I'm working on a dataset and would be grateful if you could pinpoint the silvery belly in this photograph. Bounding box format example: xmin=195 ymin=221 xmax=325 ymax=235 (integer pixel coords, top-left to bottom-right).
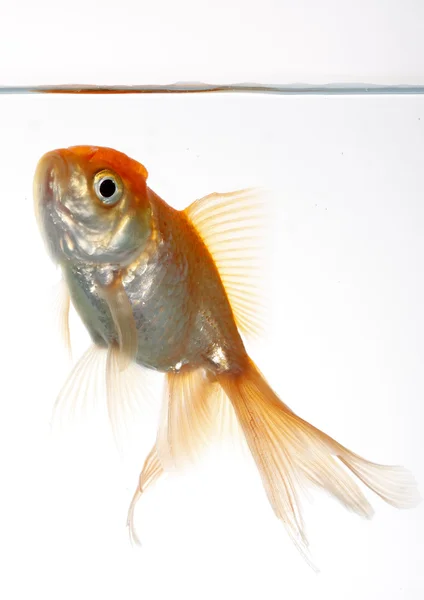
xmin=62 ymin=252 xmax=243 ymax=374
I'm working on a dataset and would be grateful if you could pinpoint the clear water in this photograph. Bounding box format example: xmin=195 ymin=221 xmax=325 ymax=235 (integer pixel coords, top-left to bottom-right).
xmin=1 ymin=89 xmax=423 ymax=599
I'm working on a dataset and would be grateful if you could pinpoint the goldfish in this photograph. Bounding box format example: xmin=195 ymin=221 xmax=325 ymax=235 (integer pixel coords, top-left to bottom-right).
xmin=33 ymin=145 xmax=420 ymax=562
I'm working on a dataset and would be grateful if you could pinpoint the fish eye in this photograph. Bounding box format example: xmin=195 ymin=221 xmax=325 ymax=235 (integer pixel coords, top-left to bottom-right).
xmin=93 ymin=170 xmax=123 ymax=206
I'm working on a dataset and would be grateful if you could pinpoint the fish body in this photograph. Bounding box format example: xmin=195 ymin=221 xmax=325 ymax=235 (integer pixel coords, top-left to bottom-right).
xmin=34 ymin=145 xmax=420 ymax=563
xmin=36 ymin=147 xmax=245 ymax=374
xmin=61 ymin=203 xmax=245 ymax=373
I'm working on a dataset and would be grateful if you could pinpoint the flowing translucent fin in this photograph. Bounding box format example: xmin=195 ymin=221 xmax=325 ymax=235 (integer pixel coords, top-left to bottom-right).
xmin=185 ymin=189 xmax=271 ymax=340
xmin=156 ymin=368 xmax=221 ymax=470
xmin=127 ymin=445 xmax=164 ymax=546
xmin=218 ymin=358 xmax=421 ymax=564
xmin=97 ymin=277 xmax=138 ymax=370
xmin=52 ymin=277 xmax=72 ymax=360
xmin=52 ymin=343 xmax=152 ymax=450
xmin=105 ymin=344 xmax=154 ymax=452
xmin=51 ymin=345 xmax=107 ymax=430
xmin=209 ymin=383 xmax=247 ymax=456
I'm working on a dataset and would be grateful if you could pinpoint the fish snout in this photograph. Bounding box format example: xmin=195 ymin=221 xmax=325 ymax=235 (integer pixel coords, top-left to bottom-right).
xmin=34 ymin=150 xmax=73 ymax=261
xmin=33 ymin=150 xmax=69 ymax=209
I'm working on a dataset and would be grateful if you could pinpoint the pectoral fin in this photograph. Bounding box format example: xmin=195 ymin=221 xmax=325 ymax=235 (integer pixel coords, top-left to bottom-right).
xmin=97 ymin=275 xmax=138 ymax=370
xmin=52 ymin=343 xmax=153 ymax=451
xmin=51 ymin=277 xmax=72 ymax=360
xmin=52 ymin=344 xmax=108 ymax=429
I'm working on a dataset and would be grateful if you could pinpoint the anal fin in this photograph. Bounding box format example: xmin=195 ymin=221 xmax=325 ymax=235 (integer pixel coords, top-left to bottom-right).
xmin=156 ymin=368 xmax=219 ymax=470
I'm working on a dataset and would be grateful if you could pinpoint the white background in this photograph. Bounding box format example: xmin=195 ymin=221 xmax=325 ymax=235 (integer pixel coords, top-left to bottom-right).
xmin=0 ymin=2 xmax=423 ymax=600
xmin=0 ymin=0 xmax=424 ymax=85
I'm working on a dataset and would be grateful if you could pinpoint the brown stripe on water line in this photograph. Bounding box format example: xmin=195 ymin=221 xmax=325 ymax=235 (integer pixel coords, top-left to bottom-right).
xmin=1 ymin=83 xmax=424 ymax=95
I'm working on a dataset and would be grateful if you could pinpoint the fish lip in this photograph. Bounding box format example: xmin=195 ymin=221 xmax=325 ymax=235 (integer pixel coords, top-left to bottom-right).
xmin=34 ymin=150 xmax=76 ymax=219
xmin=34 ymin=150 xmax=76 ymax=260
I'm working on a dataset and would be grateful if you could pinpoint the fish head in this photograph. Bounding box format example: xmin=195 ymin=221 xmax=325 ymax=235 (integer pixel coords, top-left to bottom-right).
xmin=33 ymin=145 xmax=152 ymax=267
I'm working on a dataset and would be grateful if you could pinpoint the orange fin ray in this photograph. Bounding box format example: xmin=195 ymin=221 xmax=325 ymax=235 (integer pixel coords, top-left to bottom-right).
xmin=218 ymin=359 xmax=421 ymax=562
xmin=156 ymin=368 xmax=219 ymax=470
xmin=127 ymin=445 xmax=164 ymax=546
xmin=156 ymin=367 xmax=247 ymax=471
xmin=185 ymin=188 xmax=272 ymax=341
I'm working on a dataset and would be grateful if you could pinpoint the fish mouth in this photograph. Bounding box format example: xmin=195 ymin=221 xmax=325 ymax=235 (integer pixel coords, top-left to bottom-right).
xmin=33 ymin=150 xmax=75 ymax=261
xmin=34 ymin=150 xmax=69 ymax=209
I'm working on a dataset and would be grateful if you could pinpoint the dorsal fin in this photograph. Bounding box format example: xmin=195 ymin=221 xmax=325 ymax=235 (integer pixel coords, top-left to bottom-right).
xmin=184 ymin=188 xmax=271 ymax=340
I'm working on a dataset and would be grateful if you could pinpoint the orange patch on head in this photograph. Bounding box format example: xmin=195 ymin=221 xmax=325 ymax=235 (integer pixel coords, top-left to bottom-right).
xmin=65 ymin=145 xmax=149 ymax=203
xmin=68 ymin=146 xmax=149 ymax=179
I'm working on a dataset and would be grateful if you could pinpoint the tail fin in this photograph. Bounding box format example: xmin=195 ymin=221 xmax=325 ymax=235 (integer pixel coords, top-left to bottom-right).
xmin=217 ymin=358 xmax=420 ymax=556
